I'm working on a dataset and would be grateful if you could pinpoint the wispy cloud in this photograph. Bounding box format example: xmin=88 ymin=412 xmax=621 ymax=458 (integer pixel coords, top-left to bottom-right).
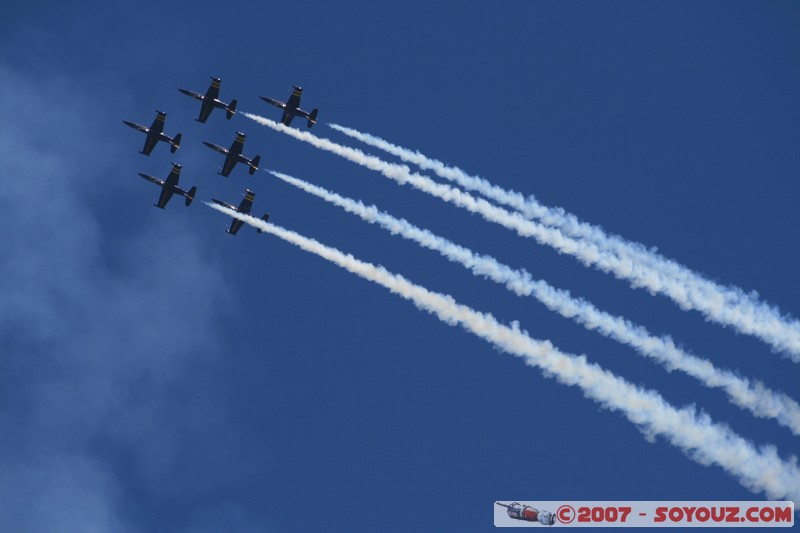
xmin=206 ymin=202 xmax=800 ymax=501
xmin=0 ymin=65 xmax=235 ymax=532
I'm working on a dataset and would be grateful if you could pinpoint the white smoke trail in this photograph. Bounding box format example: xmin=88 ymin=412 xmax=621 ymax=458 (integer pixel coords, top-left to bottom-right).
xmin=244 ymin=113 xmax=800 ymax=359
xmin=268 ymin=169 xmax=800 ymax=435
xmin=205 ymin=200 xmax=800 ymax=500
xmin=327 ymin=124 xmax=800 ymax=362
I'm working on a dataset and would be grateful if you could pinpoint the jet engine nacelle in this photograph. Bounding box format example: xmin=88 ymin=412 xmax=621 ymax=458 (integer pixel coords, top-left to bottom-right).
xmin=501 ymin=502 xmax=555 ymax=526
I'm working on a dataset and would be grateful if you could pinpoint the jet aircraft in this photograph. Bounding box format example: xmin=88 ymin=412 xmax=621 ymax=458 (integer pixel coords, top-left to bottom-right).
xmin=211 ymin=189 xmax=270 ymax=236
xmin=123 ymin=110 xmax=182 ymax=155
xmin=138 ymin=163 xmax=197 ymax=209
xmin=203 ymin=132 xmax=261 ymax=177
xmin=260 ymin=85 xmax=318 ymax=128
xmin=178 ymin=76 xmax=237 ymax=123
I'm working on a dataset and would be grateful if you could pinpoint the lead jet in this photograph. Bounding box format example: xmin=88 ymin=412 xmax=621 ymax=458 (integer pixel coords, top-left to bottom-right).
xmin=123 ymin=110 xmax=182 ymax=155
xmin=203 ymin=132 xmax=261 ymax=177
xmin=260 ymin=85 xmax=318 ymax=128
xmin=138 ymin=163 xmax=197 ymax=209
xmin=178 ymin=76 xmax=237 ymax=123
xmin=211 ymin=189 xmax=270 ymax=236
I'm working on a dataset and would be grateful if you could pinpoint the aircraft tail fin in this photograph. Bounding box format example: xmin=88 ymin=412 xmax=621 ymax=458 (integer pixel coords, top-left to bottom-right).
xmin=227 ymin=99 xmax=237 ymax=119
xmin=171 ymin=133 xmax=182 ymax=153
xmin=256 ymin=213 xmax=270 ymax=233
xmin=307 ymin=108 xmax=318 ymax=128
xmin=249 ymin=155 xmax=261 ymax=175
xmin=185 ymin=186 xmax=197 ymax=207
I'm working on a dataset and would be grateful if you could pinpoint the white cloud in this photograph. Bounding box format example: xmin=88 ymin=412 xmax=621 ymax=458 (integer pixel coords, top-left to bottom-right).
xmin=0 ymin=63 xmax=233 ymax=532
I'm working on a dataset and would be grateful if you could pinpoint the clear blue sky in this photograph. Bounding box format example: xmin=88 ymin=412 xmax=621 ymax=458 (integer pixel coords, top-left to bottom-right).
xmin=1 ymin=1 xmax=798 ymax=531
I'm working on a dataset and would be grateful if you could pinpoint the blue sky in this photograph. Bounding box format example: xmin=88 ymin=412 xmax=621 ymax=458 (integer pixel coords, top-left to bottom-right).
xmin=1 ymin=1 xmax=798 ymax=531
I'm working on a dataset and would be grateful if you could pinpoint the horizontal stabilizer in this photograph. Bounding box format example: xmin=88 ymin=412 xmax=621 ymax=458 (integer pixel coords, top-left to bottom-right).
xmin=138 ymin=173 xmax=164 ymax=186
xmin=256 ymin=213 xmax=270 ymax=233
xmin=226 ymin=99 xmax=237 ymax=119
xmin=260 ymin=96 xmax=286 ymax=109
xmin=262 ymin=213 xmax=270 ymax=223
xmin=249 ymin=155 xmax=261 ymax=175
xmin=185 ymin=186 xmax=197 ymax=207
xmin=307 ymin=108 xmax=318 ymax=128
xmin=171 ymin=133 xmax=182 ymax=153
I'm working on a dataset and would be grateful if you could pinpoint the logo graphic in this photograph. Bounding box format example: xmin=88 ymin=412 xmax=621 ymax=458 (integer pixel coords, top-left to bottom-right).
xmin=496 ymin=502 xmax=556 ymax=526
xmin=494 ymin=501 xmax=794 ymax=528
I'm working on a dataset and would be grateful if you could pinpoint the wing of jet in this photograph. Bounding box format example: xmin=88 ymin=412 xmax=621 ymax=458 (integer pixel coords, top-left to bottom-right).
xmin=236 ymin=189 xmax=255 ymax=215
xmin=211 ymin=189 xmax=270 ymax=236
xmin=123 ymin=110 xmax=182 ymax=155
xmin=138 ymin=163 xmax=196 ymax=209
xmin=259 ymin=85 xmax=318 ymax=128
xmin=178 ymin=77 xmax=237 ymax=123
xmin=286 ymin=86 xmax=318 ymax=127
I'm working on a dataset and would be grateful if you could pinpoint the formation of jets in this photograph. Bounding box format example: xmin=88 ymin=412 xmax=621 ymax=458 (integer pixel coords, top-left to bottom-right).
xmin=123 ymin=76 xmax=318 ymax=232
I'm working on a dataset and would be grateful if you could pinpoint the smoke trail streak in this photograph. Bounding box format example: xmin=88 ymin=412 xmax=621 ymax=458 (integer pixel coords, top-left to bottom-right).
xmin=206 ymin=200 xmax=800 ymax=500
xmin=328 ymin=124 xmax=800 ymax=362
xmin=268 ymin=169 xmax=800 ymax=435
xmin=244 ymin=112 xmax=800 ymax=360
